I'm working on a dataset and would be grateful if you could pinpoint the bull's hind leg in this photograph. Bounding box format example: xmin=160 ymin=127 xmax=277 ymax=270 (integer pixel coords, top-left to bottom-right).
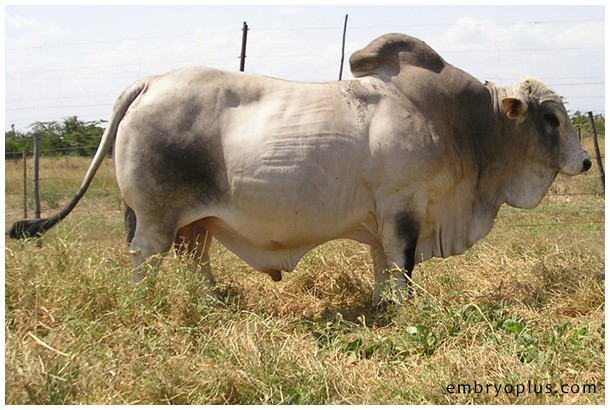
xmin=174 ymin=219 xmax=215 ymax=287
xmin=124 ymin=203 xmax=137 ymax=244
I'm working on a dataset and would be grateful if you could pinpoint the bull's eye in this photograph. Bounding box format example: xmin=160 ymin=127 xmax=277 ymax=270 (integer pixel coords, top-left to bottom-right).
xmin=543 ymin=113 xmax=560 ymax=128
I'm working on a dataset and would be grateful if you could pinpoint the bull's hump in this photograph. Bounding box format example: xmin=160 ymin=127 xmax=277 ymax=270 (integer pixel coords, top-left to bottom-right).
xmin=349 ymin=33 xmax=446 ymax=78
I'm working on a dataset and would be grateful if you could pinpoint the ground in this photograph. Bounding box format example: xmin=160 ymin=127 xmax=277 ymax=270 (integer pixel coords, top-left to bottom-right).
xmin=4 ymin=142 xmax=605 ymax=404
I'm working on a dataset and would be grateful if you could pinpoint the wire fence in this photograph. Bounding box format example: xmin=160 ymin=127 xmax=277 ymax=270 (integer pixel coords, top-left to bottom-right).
xmin=5 ymin=145 xmax=101 ymax=157
xmin=4 ymin=150 xmax=605 ymax=237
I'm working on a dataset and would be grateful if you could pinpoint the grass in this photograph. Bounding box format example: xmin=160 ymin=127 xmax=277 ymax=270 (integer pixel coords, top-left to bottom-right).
xmin=4 ymin=140 xmax=605 ymax=404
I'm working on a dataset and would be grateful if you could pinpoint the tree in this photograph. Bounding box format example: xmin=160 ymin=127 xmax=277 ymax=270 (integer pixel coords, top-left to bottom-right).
xmin=58 ymin=116 xmax=106 ymax=156
xmin=5 ymin=124 xmax=29 ymax=159
xmin=571 ymin=111 xmax=605 ymax=137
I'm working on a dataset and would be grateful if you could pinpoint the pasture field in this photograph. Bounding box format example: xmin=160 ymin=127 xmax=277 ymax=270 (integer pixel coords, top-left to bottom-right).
xmin=4 ymin=138 xmax=605 ymax=404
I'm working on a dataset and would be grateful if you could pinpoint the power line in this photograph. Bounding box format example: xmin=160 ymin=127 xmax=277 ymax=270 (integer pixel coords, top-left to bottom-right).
xmin=440 ymin=46 xmax=602 ymax=53
xmin=6 ymin=104 xmax=111 ymax=111
xmin=4 ymin=45 xmax=603 ymax=77
xmin=6 ymin=18 xmax=603 ymax=51
xmin=7 ymin=94 xmax=119 ymax=104
xmin=547 ymin=82 xmax=605 ymax=86
xmin=5 ymin=56 xmax=237 ymax=76
xmin=5 ymin=77 xmax=603 ymax=106
xmin=6 ymin=96 xmax=606 ymax=114
xmin=347 ymin=19 xmax=604 ymax=29
xmin=5 ymin=29 xmax=241 ymax=52
xmin=5 ymin=80 xmax=604 ymax=113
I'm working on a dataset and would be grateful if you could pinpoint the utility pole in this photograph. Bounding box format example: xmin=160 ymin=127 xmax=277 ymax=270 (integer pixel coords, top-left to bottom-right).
xmin=239 ymin=21 xmax=249 ymax=72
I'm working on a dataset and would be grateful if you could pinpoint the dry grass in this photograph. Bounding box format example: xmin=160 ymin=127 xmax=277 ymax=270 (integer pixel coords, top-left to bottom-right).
xmin=4 ymin=143 xmax=605 ymax=404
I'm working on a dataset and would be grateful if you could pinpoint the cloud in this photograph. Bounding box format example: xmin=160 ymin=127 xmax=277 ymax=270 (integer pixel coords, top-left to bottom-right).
xmin=440 ymin=17 xmax=498 ymax=49
xmin=6 ymin=15 xmax=45 ymax=31
xmin=5 ymin=14 xmax=66 ymax=48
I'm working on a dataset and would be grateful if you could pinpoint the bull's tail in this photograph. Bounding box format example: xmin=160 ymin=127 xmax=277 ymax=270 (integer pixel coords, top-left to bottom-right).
xmin=7 ymin=80 xmax=148 ymax=240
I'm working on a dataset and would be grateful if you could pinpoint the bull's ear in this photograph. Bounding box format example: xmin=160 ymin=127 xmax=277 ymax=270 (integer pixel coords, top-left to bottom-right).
xmin=501 ymin=97 xmax=527 ymax=122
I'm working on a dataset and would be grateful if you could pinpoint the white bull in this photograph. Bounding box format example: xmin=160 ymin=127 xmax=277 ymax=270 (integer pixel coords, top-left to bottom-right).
xmin=9 ymin=33 xmax=591 ymax=306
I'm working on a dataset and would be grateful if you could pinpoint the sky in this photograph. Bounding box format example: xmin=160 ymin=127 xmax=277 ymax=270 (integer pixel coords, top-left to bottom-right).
xmin=3 ymin=3 xmax=606 ymax=132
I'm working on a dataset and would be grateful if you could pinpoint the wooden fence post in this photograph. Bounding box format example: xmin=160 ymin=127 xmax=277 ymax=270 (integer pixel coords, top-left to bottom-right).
xmin=33 ymin=133 xmax=41 ymax=219
xmin=239 ymin=22 xmax=248 ymax=72
xmin=338 ymin=14 xmax=348 ymax=80
xmin=22 ymin=149 xmax=28 ymax=219
xmin=32 ymin=134 xmax=43 ymax=247
xmin=587 ymin=111 xmax=605 ymax=194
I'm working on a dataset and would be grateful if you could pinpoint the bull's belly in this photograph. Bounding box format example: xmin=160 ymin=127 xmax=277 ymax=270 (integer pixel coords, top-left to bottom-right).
xmin=198 ymin=211 xmax=376 ymax=275
xmin=206 ymin=219 xmax=315 ymax=273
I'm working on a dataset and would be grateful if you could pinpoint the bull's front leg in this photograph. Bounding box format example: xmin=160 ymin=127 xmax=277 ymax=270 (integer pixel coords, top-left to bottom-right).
xmin=371 ymin=211 xmax=421 ymax=308
xmin=370 ymin=244 xmax=389 ymax=307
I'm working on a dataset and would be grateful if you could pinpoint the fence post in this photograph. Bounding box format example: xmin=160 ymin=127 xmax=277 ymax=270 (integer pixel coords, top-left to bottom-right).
xmin=338 ymin=14 xmax=348 ymax=80
xmin=22 ymin=149 xmax=28 ymax=219
xmin=33 ymin=133 xmax=41 ymax=219
xmin=587 ymin=111 xmax=605 ymax=194
xmin=239 ymin=21 xmax=248 ymax=72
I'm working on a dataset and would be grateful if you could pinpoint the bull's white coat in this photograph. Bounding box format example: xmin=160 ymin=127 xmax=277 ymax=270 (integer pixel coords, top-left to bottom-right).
xmin=13 ymin=34 xmax=590 ymax=306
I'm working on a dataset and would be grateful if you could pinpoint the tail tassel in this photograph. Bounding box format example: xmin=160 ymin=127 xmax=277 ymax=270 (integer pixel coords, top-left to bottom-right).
xmin=7 ymin=217 xmax=58 ymax=239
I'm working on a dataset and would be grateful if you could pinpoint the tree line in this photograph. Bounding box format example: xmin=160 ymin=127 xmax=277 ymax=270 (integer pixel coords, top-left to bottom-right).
xmin=4 ymin=112 xmax=605 ymax=160
xmin=5 ymin=116 xmax=105 ymax=160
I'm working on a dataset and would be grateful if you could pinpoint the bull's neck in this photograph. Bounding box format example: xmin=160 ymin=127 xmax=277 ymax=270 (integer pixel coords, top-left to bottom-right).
xmin=477 ymin=85 xmax=555 ymax=210
xmin=461 ymin=86 xmax=509 ymax=210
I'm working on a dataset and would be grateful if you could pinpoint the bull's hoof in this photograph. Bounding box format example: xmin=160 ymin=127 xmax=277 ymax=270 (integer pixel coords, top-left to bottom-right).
xmin=372 ymin=298 xmax=398 ymax=314
xmin=267 ymin=270 xmax=282 ymax=282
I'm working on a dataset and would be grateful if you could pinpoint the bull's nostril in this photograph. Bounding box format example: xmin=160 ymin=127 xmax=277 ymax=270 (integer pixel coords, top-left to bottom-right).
xmin=583 ymin=159 xmax=592 ymax=172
